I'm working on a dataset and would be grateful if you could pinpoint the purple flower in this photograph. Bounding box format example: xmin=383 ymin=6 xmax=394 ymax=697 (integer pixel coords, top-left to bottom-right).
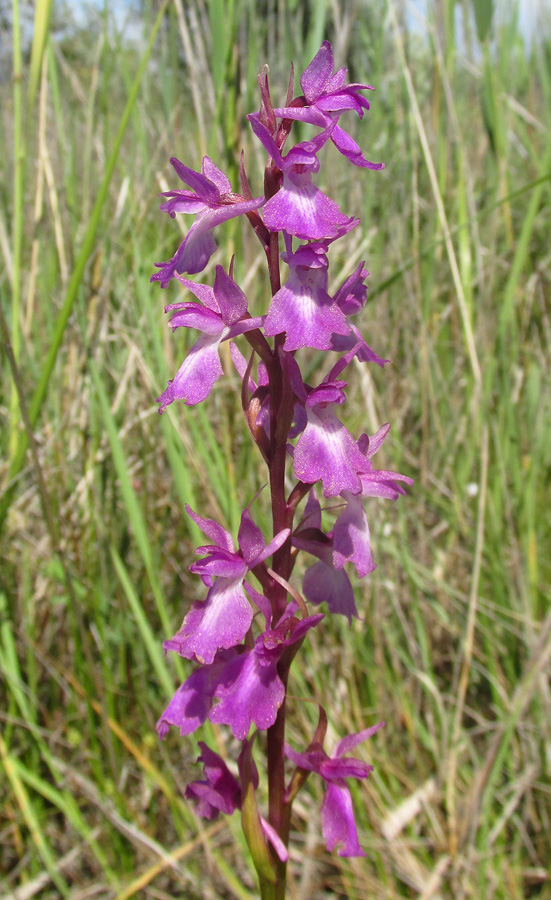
xmin=186 ymin=741 xmax=289 ymax=861
xmin=156 ymin=650 xmax=235 ymax=738
xmin=292 ymin=490 xmax=359 ymax=621
xmin=330 ymin=425 xmax=412 ymax=573
xmin=272 ymin=41 xmax=384 ymax=170
xmin=264 ymin=242 xmax=349 ymax=351
xmin=158 ymin=610 xmax=323 ymax=742
xmin=330 ymin=263 xmax=388 ymax=367
xmin=331 ymin=491 xmax=376 ymax=579
xmin=293 ymin=381 xmax=370 ymax=497
xmin=185 ymin=741 xmax=243 ymax=819
xmin=247 ymin=115 xmax=354 ymax=240
xmin=209 ymin=609 xmax=323 ymax=739
xmin=157 ymin=265 xmax=263 ymax=411
xmin=163 ymin=505 xmax=289 ymax=665
xmin=151 ymin=156 xmax=264 ymax=285
xmin=355 ymin=425 xmax=413 ymax=499
xmin=285 ymin=722 xmax=384 ymax=857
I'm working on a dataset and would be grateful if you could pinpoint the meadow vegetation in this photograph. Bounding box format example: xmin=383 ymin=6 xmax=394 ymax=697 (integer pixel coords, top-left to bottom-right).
xmin=1 ymin=1 xmax=550 ymax=897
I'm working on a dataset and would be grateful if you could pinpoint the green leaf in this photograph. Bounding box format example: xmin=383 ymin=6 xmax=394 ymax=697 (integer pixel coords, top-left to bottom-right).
xmin=472 ymin=0 xmax=494 ymax=43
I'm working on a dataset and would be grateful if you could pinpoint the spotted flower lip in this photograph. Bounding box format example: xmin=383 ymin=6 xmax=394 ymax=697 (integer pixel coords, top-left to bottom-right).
xmin=293 ymin=381 xmax=372 ymax=497
xmin=263 ymin=242 xmax=350 ymax=351
xmin=247 ymin=115 xmax=354 ymax=240
xmin=285 ymin=722 xmax=384 ymax=857
xmin=151 ymin=156 xmax=264 ymax=285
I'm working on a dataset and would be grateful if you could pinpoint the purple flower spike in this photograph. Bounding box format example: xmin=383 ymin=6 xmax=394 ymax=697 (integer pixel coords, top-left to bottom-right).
xmin=264 ymin=243 xmax=349 ymax=351
xmin=157 ymin=266 xmax=264 ymax=411
xmin=293 ymin=382 xmax=370 ymax=497
xmin=285 ymin=721 xmax=384 ymax=857
xmin=163 ymin=505 xmax=289 ymax=664
xmin=151 ymin=156 xmax=264 ymax=285
xmin=248 ymin=115 xmax=353 ymax=241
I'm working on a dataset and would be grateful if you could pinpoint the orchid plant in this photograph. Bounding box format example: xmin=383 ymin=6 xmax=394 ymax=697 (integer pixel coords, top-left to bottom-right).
xmin=151 ymin=41 xmax=411 ymax=899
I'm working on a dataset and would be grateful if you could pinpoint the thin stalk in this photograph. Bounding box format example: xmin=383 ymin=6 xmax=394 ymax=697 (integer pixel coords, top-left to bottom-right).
xmin=9 ymin=0 xmax=24 ymax=459
xmin=262 ymin=219 xmax=297 ymax=898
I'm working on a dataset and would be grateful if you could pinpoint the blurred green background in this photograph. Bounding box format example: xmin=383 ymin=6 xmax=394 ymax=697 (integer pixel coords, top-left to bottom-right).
xmin=1 ymin=0 xmax=550 ymax=897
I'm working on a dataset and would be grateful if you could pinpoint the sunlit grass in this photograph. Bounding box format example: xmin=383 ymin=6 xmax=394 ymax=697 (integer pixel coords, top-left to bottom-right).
xmin=1 ymin=1 xmax=550 ymax=897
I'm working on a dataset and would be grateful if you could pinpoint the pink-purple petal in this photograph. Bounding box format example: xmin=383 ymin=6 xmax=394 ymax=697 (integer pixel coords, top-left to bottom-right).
xmin=169 ymin=277 xmax=218 ymax=311
xmin=321 ymin=783 xmax=366 ymax=858
xmin=157 ymin=333 xmax=224 ymax=411
xmin=151 ymin=223 xmax=218 ymax=284
xmin=271 ymin=106 xmax=331 ymax=127
xmin=303 ymin=560 xmax=358 ymax=621
xmin=213 ymin=265 xmax=248 ymax=325
xmin=156 ymin=661 xmax=228 ymax=738
xmin=159 ymin=192 xmax=206 ymax=217
xmin=185 ymin=505 xmax=235 ymax=552
xmin=201 ymin=156 xmax=232 ymax=194
xmin=168 ymin=304 xmax=225 ymax=335
xmin=283 ymin=743 xmax=319 ymax=773
xmin=246 ymin=115 xmax=285 ymax=169
xmin=294 ymin=402 xmax=366 ymax=497
xmin=333 ymin=722 xmax=385 ymax=758
xmin=238 ymin=508 xmax=266 ymax=565
xmin=190 ymin=553 xmax=246 ymax=580
xmin=209 ymin=649 xmax=284 ymax=740
xmin=332 ymin=492 xmax=376 ymax=578
xmin=319 ymin=757 xmax=373 ymax=782
xmin=168 ymin=578 xmax=253 ymax=665
xmin=170 ymin=156 xmax=221 ymax=201
xmin=251 ymin=527 xmax=290 ymax=567
xmin=300 ymin=40 xmax=333 ymax=102
xmin=331 ymin=124 xmax=384 ymax=170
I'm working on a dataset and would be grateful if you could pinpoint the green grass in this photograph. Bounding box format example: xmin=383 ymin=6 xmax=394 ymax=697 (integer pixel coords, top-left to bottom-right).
xmin=1 ymin=0 xmax=550 ymax=897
